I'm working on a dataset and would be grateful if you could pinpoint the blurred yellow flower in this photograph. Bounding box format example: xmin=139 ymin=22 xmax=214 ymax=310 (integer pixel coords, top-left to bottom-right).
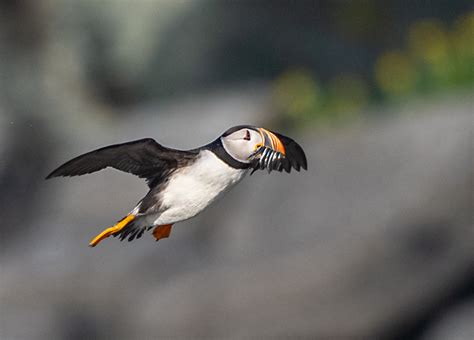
xmin=452 ymin=11 xmax=474 ymax=57
xmin=327 ymin=74 xmax=368 ymax=117
xmin=375 ymin=51 xmax=417 ymax=96
xmin=273 ymin=69 xmax=321 ymax=120
xmin=408 ymin=19 xmax=449 ymax=65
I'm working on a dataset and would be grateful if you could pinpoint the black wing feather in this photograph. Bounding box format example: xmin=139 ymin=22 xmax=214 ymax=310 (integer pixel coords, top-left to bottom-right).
xmin=46 ymin=138 xmax=197 ymax=187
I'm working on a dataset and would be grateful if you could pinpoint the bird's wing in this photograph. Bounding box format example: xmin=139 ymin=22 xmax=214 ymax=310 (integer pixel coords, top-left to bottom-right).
xmin=46 ymin=138 xmax=197 ymax=187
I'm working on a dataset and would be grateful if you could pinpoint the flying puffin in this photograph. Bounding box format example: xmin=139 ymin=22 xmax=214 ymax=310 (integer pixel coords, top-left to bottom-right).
xmin=46 ymin=126 xmax=307 ymax=247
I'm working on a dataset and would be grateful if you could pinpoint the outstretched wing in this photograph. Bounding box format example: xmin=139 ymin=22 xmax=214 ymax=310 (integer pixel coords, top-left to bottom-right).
xmin=46 ymin=138 xmax=197 ymax=187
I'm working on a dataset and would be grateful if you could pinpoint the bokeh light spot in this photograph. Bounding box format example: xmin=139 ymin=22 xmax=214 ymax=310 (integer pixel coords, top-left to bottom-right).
xmin=375 ymin=51 xmax=417 ymax=97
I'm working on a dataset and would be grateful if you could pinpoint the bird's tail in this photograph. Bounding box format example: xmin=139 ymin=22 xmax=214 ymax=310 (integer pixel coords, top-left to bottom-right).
xmin=113 ymin=218 xmax=153 ymax=242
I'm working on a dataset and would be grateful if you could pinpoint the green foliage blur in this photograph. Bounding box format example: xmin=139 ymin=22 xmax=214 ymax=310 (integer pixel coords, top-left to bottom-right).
xmin=272 ymin=11 xmax=474 ymax=128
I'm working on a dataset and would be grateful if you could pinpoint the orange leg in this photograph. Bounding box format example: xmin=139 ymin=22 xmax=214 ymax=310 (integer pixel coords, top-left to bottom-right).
xmin=89 ymin=214 xmax=135 ymax=247
xmin=152 ymin=224 xmax=173 ymax=241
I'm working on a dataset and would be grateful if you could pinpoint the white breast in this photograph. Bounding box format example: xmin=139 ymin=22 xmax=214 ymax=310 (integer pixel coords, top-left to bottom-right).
xmin=152 ymin=150 xmax=247 ymax=225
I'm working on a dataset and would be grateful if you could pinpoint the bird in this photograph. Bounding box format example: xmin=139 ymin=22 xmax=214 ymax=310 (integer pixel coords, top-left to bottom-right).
xmin=46 ymin=125 xmax=307 ymax=247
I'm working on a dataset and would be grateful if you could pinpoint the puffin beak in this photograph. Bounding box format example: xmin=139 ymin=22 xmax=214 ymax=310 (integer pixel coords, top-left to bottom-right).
xmin=257 ymin=128 xmax=286 ymax=155
xmin=250 ymin=127 xmax=307 ymax=174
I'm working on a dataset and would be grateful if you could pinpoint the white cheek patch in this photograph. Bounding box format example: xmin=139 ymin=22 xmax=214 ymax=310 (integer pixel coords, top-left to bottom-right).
xmin=221 ymin=130 xmax=264 ymax=163
xmin=222 ymin=139 xmax=251 ymax=163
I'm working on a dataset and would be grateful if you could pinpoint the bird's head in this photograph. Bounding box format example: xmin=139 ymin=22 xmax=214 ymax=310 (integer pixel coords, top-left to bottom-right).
xmin=220 ymin=125 xmax=307 ymax=173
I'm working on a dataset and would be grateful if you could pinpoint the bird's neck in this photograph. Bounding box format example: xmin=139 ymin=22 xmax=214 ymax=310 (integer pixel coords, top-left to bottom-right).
xmin=204 ymin=138 xmax=250 ymax=170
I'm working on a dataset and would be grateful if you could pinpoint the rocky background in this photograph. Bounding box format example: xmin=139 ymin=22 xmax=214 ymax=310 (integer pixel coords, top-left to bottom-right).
xmin=1 ymin=1 xmax=473 ymax=339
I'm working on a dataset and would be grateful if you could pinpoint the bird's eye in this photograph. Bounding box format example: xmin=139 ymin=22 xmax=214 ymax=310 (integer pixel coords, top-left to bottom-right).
xmin=243 ymin=130 xmax=251 ymax=141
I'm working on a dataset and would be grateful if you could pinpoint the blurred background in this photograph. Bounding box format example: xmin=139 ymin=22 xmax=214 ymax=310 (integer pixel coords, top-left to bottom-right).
xmin=0 ymin=1 xmax=473 ymax=339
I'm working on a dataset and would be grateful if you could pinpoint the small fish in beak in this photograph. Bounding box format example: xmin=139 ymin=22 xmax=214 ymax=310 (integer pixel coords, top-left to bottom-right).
xmin=249 ymin=128 xmax=306 ymax=174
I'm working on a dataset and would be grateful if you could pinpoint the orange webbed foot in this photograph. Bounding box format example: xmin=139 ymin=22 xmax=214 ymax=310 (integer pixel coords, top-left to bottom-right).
xmin=89 ymin=214 xmax=135 ymax=247
xmin=152 ymin=224 xmax=173 ymax=241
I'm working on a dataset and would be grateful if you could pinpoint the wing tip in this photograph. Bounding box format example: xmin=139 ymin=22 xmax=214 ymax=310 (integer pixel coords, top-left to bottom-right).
xmin=44 ymin=168 xmax=73 ymax=180
xmin=45 ymin=170 xmax=59 ymax=180
xmin=45 ymin=167 xmax=88 ymax=180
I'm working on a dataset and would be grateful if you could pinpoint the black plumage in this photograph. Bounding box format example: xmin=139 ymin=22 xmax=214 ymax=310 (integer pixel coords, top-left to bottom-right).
xmin=46 ymin=138 xmax=198 ymax=188
xmin=205 ymin=138 xmax=251 ymax=170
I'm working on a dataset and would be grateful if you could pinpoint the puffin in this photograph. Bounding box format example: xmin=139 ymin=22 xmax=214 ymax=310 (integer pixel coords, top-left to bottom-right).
xmin=46 ymin=125 xmax=307 ymax=247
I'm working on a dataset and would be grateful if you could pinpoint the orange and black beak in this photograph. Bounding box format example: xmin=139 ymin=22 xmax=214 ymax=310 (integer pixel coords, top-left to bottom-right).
xmin=257 ymin=128 xmax=287 ymax=156
xmin=251 ymin=128 xmax=307 ymax=174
